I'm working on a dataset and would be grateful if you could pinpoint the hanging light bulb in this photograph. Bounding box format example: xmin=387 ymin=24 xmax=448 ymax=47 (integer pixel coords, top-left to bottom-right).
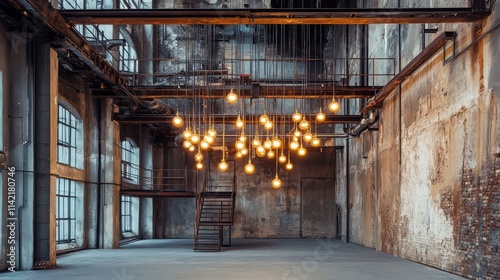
xmin=271 ymin=136 xmax=282 ymax=150
xmin=292 ymin=109 xmax=302 ymax=123
xmin=190 ymin=131 xmax=200 ymax=144
xmin=188 ymin=145 xmax=196 ymax=152
xmin=183 ymin=128 xmax=192 ymax=139
xmin=235 ymin=151 xmax=243 ymax=159
xmin=208 ymin=128 xmax=217 ymax=138
xmin=311 ymin=136 xmax=321 ymax=147
xmin=272 ymin=174 xmax=282 ymax=189
xmin=183 ymin=140 xmax=192 ymax=149
xmin=204 ymin=134 xmax=214 ymax=144
xmin=244 ymin=160 xmax=255 ymax=175
xmin=240 ymin=147 xmax=248 ymax=156
xmin=239 ymin=132 xmax=247 ymax=142
xmin=298 ymin=145 xmax=307 ymax=157
xmin=235 ymin=115 xmax=244 ymax=129
xmin=299 ymin=117 xmax=310 ymax=131
xmin=172 ymin=112 xmax=184 ymax=128
xmin=293 ymin=129 xmax=301 ymax=138
xmin=278 ymin=152 xmax=287 ymax=163
xmin=218 ymin=159 xmax=228 ymax=171
xmin=328 ymin=97 xmax=340 ymax=112
xmin=316 ymin=108 xmax=326 ymax=122
xmin=200 ymin=139 xmax=210 ymax=150
xmin=290 ymin=140 xmax=299 ymax=151
xmin=196 ymin=162 xmax=204 ymax=170
xmin=286 ymin=161 xmax=293 ymax=170
xmin=256 ymin=145 xmax=266 ymax=157
xmin=264 ymin=120 xmax=273 ymax=130
xmin=235 ymin=140 xmax=245 ymax=150
xmin=267 ymin=150 xmax=275 ymax=159
xmin=303 ymin=131 xmax=313 ymax=142
xmin=227 ymin=88 xmax=238 ymax=104
xmin=252 ymin=137 xmax=261 ymax=148
xmin=259 ymin=111 xmax=269 ymax=125
xmin=264 ymin=137 xmax=272 ymax=150
xmin=194 ymin=152 xmax=204 ymax=162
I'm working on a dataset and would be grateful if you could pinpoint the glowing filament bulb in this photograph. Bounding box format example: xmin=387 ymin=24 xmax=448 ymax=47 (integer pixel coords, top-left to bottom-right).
xmin=272 ymin=175 xmax=282 ymax=189
xmin=227 ymin=88 xmax=238 ymax=104
xmin=303 ymin=131 xmax=313 ymax=142
xmin=298 ymin=146 xmax=307 ymax=157
xmin=172 ymin=112 xmax=184 ymax=128
xmin=235 ymin=115 xmax=244 ymax=129
xmin=311 ymin=136 xmax=321 ymax=147
xmin=316 ymin=108 xmax=326 ymax=122
xmin=278 ymin=153 xmax=287 ymax=163
xmin=292 ymin=110 xmax=302 ymax=123
xmin=329 ymin=97 xmax=340 ymax=112
xmin=218 ymin=159 xmax=228 ymax=171
xmin=244 ymin=160 xmax=255 ymax=175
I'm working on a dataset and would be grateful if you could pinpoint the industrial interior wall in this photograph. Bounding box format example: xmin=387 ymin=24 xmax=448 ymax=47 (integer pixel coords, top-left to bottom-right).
xmin=340 ymin=1 xmax=500 ymax=279
xmin=57 ymin=70 xmax=98 ymax=250
xmin=162 ymin=147 xmax=337 ymax=238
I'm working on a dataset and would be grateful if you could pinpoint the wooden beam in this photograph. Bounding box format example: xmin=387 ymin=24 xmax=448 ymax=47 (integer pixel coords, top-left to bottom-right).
xmin=60 ymin=8 xmax=490 ymax=25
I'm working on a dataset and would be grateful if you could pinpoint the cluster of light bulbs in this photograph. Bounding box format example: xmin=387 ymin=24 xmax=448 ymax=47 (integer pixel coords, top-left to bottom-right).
xmin=173 ymin=90 xmax=341 ymax=190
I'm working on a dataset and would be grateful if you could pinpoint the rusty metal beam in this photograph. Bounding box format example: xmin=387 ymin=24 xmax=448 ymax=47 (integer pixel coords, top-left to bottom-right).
xmin=363 ymin=32 xmax=456 ymax=113
xmin=9 ymin=0 xmax=125 ymax=86
xmin=93 ymin=85 xmax=379 ymax=99
xmin=114 ymin=114 xmax=362 ymax=124
xmin=120 ymin=190 xmax=196 ymax=197
xmin=60 ymin=8 xmax=490 ymax=25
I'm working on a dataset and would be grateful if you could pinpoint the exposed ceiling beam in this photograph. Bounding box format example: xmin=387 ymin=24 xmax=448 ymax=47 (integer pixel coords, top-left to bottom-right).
xmin=8 ymin=0 xmax=126 ymax=86
xmin=60 ymin=8 xmax=490 ymax=25
xmin=114 ymin=114 xmax=362 ymax=124
xmin=93 ymin=85 xmax=380 ymax=99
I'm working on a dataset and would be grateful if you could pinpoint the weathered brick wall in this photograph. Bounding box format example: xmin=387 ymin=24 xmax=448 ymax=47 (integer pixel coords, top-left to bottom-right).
xmin=457 ymin=159 xmax=500 ymax=279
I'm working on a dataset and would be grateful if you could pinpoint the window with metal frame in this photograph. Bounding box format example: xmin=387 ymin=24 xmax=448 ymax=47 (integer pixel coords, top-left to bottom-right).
xmin=121 ymin=139 xmax=138 ymax=183
xmin=121 ymin=195 xmax=133 ymax=233
xmin=57 ymin=104 xmax=78 ymax=167
xmin=56 ymin=178 xmax=76 ymax=244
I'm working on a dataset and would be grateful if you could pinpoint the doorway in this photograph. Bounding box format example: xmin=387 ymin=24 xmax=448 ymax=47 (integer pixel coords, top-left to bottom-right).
xmin=301 ymin=177 xmax=336 ymax=238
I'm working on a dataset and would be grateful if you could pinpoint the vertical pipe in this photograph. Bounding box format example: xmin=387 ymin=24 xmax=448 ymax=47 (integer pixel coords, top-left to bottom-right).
xmin=344 ymin=0 xmax=351 ymax=242
xmin=96 ymin=99 xmax=102 ymax=248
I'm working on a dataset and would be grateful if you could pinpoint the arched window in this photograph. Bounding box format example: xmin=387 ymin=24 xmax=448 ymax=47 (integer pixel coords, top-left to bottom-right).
xmin=56 ymin=102 xmax=85 ymax=250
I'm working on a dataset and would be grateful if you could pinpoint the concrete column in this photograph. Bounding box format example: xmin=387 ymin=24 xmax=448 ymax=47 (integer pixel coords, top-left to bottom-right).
xmin=139 ymin=125 xmax=153 ymax=239
xmin=86 ymin=95 xmax=100 ymax=248
xmin=33 ymin=44 xmax=58 ymax=267
xmin=0 ymin=24 xmax=11 ymax=272
xmin=99 ymin=99 xmax=121 ymax=248
xmin=7 ymin=31 xmax=35 ymax=270
xmin=152 ymin=145 xmax=164 ymax=238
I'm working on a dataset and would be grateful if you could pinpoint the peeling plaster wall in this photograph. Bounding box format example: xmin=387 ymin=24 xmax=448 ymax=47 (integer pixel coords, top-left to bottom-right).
xmin=337 ymin=0 xmax=500 ymax=279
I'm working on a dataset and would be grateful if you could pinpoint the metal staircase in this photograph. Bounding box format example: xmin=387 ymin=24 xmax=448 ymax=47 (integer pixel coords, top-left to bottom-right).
xmin=194 ymin=159 xmax=236 ymax=251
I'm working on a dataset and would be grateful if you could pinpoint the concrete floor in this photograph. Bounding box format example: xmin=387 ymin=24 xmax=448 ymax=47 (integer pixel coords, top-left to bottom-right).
xmin=2 ymin=239 xmax=464 ymax=280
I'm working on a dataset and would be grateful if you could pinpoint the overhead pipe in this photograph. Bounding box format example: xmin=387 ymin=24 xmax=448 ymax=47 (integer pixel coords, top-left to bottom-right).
xmin=362 ymin=31 xmax=456 ymax=113
xmin=346 ymin=110 xmax=378 ymax=137
xmin=143 ymin=99 xmax=173 ymax=114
